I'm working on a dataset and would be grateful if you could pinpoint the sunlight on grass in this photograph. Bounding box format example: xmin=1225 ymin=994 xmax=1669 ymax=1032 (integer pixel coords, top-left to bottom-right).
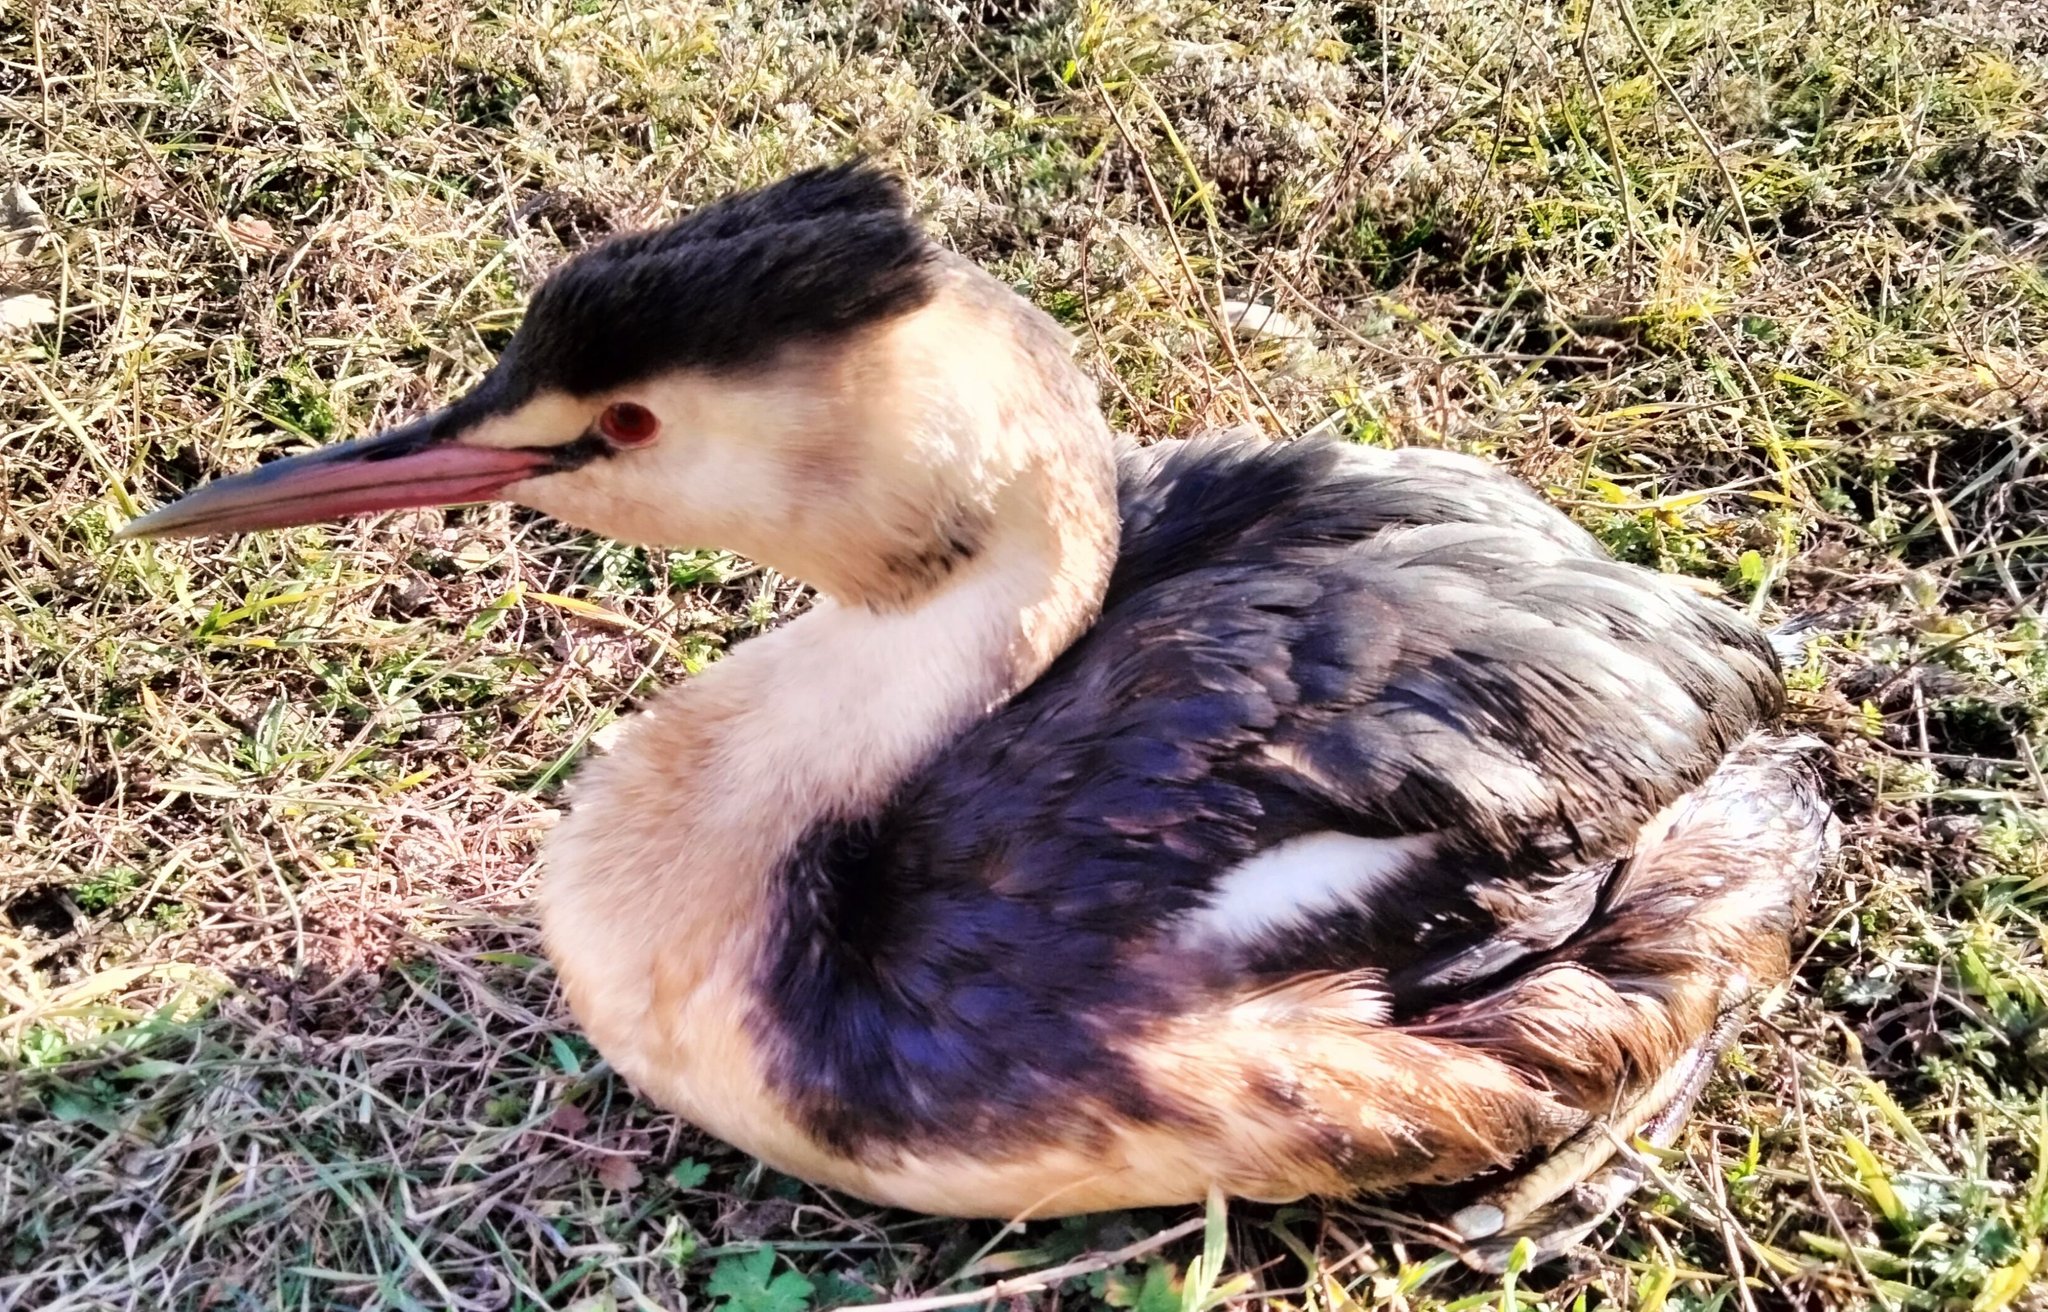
xmin=1 ymin=0 xmax=2043 ymax=1307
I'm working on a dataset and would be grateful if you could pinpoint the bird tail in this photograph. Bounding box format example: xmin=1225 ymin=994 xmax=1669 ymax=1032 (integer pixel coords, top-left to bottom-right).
xmin=1440 ymin=732 xmax=1835 ymax=1267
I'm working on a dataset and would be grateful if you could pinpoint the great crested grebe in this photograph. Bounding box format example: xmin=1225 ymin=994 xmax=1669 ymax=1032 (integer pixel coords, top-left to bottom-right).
xmin=123 ymin=163 xmax=1832 ymax=1268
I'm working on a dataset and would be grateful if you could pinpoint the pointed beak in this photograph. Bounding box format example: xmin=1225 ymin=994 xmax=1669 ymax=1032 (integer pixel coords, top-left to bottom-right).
xmin=117 ymin=413 xmax=562 ymax=541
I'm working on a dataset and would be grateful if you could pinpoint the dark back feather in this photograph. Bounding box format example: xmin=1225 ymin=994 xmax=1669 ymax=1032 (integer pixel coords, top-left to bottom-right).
xmin=758 ymin=434 xmax=1785 ymax=1154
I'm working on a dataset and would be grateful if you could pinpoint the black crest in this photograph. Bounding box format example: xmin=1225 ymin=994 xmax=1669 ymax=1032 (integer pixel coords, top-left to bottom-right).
xmin=485 ymin=161 xmax=936 ymax=404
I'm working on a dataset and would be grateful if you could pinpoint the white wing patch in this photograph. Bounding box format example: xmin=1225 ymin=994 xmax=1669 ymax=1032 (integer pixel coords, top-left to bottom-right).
xmin=1180 ymin=831 xmax=1438 ymax=945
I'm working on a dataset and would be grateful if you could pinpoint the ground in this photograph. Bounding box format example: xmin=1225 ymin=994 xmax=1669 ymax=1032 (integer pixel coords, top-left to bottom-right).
xmin=1 ymin=0 xmax=2044 ymax=1308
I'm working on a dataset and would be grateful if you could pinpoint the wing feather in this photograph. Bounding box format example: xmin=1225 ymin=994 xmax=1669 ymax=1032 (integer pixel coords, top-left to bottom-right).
xmin=762 ymin=434 xmax=1787 ymax=1147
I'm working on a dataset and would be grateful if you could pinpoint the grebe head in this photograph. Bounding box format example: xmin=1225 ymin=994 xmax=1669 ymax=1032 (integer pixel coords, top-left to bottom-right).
xmin=119 ymin=163 xmax=1115 ymax=607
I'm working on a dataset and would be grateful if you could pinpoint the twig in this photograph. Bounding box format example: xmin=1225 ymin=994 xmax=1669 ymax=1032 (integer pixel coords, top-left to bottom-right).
xmin=1695 ymin=1134 xmax=1765 ymax=1312
xmin=1769 ymin=1025 xmax=1895 ymax=1311
xmin=860 ymin=1215 xmax=1208 ymax=1312
xmin=1095 ymin=81 xmax=1282 ymax=432
xmin=1576 ymin=0 xmax=1644 ymax=292
xmin=2015 ymin=732 xmax=2048 ymax=810
xmin=1077 ymin=178 xmax=1156 ymax=436
xmin=1611 ymin=0 xmax=1756 ymax=251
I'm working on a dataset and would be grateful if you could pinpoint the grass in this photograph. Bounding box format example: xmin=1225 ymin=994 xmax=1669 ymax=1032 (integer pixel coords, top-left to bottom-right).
xmin=2 ymin=0 xmax=2045 ymax=1307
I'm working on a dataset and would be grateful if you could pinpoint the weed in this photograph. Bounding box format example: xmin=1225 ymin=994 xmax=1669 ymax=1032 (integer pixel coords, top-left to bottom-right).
xmin=2 ymin=0 xmax=2045 ymax=1308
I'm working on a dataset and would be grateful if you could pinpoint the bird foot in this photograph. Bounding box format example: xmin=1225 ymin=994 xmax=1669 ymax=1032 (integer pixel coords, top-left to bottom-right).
xmin=1449 ymin=980 xmax=1754 ymax=1273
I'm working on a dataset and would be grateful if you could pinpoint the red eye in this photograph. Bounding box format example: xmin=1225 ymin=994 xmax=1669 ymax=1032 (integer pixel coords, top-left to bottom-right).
xmin=597 ymin=401 xmax=660 ymax=447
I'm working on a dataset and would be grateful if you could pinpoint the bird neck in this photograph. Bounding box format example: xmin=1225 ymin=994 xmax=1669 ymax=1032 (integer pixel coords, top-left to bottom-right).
xmin=731 ymin=260 xmax=1125 ymax=703
xmin=579 ymin=257 xmax=1126 ymax=831
xmin=752 ymin=465 xmax=1119 ymax=820
xmin=711 ymin=257 xmax=1123 ymax=617
xmin=539 ymin=306 xmax=1121 ymax=1105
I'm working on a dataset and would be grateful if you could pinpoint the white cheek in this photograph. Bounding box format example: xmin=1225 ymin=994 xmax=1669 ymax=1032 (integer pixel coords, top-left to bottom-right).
xmin=511 ymin=440 xmax=796 ymax=553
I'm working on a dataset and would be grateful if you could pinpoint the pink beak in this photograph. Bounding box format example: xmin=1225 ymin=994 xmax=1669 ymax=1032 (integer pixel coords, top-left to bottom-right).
xmin=117 ymin=413 xmax=558 ymax=540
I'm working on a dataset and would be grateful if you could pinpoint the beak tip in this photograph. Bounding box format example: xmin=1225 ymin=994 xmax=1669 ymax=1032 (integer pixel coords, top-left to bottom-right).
xmin=114 ymin=418 xmax=551 ymax=541
xmin=115 ymin=510 xmax=169 ymax=541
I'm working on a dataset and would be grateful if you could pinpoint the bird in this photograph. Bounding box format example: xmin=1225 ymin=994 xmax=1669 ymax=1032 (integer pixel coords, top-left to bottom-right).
xmin=122 ymin=161 xmax=1833 ymax=1269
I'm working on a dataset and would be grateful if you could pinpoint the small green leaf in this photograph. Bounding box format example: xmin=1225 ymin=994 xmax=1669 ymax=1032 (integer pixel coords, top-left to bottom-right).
xmin=707 ymin=1248 xmax=814 ymax=1312
xmin=464 ymin=584 xmax=523 ymax=641
xmin=1974 ymin=1238 xmax=2041 ymax=1312
xmin=661 ymin=1218 xmax=699 ymax=1270
xmin=47 ymin=1092 xmax=98 ymax=1122
xmin=476 ymin=951 xmax=544 ymax=968
xmin=670 ymin=1158 xmax=710 ymax=1189
xmin=1181 ymin=1189 xmax=1233 ymax=1312
xmin=1634 ymin=1262 xmax=1676 ymax=1312
xmin=1103 ymin=1262 xmax=1181 ymax=1312
xmin=110 ymin=1059 xmax=184 ymax=1081
xmin=45 ymin=1090 xmax=117 ymax=1129
xmin=1843 ymin=1132 xmax=1910 ymax=1231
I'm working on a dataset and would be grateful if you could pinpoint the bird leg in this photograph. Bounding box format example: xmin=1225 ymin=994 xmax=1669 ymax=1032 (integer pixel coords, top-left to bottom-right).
xmin=1450 ymin=976 xmax=1755 ymax=1272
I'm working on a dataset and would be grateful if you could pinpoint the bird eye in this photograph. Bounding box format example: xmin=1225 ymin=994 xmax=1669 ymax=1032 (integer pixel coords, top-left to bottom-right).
xmin=597 ymin=401 xmax=660 ymax=448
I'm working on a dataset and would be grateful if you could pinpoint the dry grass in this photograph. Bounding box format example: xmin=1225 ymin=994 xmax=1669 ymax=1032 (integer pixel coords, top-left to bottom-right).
xmin=2 ymin=0 xmax=2046 ymax=1308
